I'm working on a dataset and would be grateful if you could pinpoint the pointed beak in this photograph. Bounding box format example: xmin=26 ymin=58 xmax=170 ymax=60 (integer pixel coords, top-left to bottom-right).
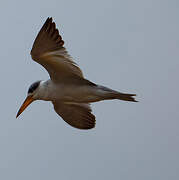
xmin=16 ymin=95 xmax=34 ymax=118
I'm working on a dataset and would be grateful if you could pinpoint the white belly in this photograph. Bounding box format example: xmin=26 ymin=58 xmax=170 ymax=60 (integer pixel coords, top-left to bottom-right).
xmin=40 ymin=80 xmax=101 ymax=103
xmin=54 ymin=85 xmax=99 ymax=102
xmin=38 ymin=80 xmax=113 ymax=103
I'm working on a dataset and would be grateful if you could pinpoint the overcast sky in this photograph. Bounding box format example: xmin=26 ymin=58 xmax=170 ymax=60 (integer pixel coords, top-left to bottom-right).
xmin=0 ymin=0 xmax=178 ymax=179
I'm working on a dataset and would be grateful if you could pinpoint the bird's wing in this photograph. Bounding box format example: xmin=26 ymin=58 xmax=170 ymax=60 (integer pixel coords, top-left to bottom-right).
xmin=52 ymin=102 xmax=96 ymax=129
xmin=31 ymin=17 xmax=83 ymax=82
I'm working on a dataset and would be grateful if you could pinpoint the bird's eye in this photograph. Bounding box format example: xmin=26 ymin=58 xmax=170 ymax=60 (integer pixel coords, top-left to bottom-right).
xmin=28 ymin=81 xmax=40 ymax=94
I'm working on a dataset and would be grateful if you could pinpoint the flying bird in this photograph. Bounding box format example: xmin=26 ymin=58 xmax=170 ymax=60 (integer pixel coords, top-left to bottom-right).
xmin=16 ymin=17 xmax=137 ymax=129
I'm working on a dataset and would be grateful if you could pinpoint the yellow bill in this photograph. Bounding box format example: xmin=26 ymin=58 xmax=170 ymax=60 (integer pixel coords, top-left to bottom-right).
xmin=16 ymin=95 xmax=34 ymax=118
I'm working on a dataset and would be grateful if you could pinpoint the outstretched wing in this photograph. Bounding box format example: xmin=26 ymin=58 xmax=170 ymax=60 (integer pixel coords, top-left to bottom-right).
xmin=52 ymin=102 xmax=96 ymax=130
xmin=31 ymin=17 xmax=83 ymax=82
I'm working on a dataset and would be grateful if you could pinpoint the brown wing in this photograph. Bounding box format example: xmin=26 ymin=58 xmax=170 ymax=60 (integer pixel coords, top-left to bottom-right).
xmin=52 ymin=102 xmax=96 ymax=130
xmin=31 ymin=17 xmax=83 ymax=82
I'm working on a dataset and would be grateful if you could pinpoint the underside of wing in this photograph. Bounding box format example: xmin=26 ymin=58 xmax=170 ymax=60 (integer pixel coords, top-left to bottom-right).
xmin=52 ymin=102 xmax=96 ymax=130
xmin=31 ymin=17 xmax=83 ymax=82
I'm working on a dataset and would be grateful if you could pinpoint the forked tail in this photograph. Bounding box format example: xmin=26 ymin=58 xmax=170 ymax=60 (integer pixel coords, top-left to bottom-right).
xmin=114 ymin=92 xmax=137 ymax=102
xmin=98 ymin=86 xmax=138 ymax=102
xmin=95 ymin=86 xmax=138 ymax=102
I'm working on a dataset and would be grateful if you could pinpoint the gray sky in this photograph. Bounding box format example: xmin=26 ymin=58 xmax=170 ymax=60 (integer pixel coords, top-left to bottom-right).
xmin=0 ymin=0 xmax=178 ymax=179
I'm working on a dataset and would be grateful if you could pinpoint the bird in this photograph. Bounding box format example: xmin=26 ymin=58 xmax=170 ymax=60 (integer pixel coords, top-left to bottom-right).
xmin=16 ymin=17 xmax=137 ymax=130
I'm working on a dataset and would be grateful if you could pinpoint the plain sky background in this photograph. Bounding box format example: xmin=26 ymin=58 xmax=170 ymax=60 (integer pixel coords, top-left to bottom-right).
xmin=0 ymin=0 xmax=178 ymax=179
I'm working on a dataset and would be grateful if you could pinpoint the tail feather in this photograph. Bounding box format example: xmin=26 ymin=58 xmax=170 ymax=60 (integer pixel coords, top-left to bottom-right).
xmin=115 ymin=93 xmax=138 ymax=102
xmin=97 ymin=86 xmax=138 ymax=102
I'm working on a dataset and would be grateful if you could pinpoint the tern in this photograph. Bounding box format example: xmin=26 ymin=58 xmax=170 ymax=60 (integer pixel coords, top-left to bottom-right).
xmin=16 ymin=17 xmax=137 ymax=129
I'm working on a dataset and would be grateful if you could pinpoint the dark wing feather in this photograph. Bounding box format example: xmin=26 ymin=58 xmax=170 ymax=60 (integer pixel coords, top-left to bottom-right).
xmin=30 ymin=17 xmax=83 ymax=82
xmin=31 ymin=17 xmax=64 ymax=59
xmin=53 ymin=102 xmax=96 ymax=130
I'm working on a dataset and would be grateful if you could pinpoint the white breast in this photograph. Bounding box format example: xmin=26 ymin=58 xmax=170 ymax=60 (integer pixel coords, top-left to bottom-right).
xmin=35 ymin=80 xmax=104 ymax=103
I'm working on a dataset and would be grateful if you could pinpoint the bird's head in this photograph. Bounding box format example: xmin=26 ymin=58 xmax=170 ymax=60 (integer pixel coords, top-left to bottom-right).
xmin=16 ymin=81 xmax=41 ymax=118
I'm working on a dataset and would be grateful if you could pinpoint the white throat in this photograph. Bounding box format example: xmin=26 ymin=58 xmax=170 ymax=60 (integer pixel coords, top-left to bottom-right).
xmin=33 ymin=80 xmax=54 ymax=101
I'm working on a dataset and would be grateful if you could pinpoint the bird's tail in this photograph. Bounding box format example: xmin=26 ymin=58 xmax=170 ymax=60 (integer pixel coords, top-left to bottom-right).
xmin=98 ymin=86 xmax=138 ymax=102
xmin=113 ymin=92 xmax=137 ymax=102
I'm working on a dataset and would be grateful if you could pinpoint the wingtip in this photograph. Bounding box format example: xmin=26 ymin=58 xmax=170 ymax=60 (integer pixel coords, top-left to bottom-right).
xmin=45 ymin=17 xmax=53 ymax=23
xmin=49 ymin=17 xmax=53 ymax=21
xmin=132 ymin=94 xmax=138 ymax=102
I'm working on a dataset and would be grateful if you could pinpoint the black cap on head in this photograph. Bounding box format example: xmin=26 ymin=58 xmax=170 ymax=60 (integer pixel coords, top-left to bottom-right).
xmin=28 ymin=81 xmax=41 ymax=94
